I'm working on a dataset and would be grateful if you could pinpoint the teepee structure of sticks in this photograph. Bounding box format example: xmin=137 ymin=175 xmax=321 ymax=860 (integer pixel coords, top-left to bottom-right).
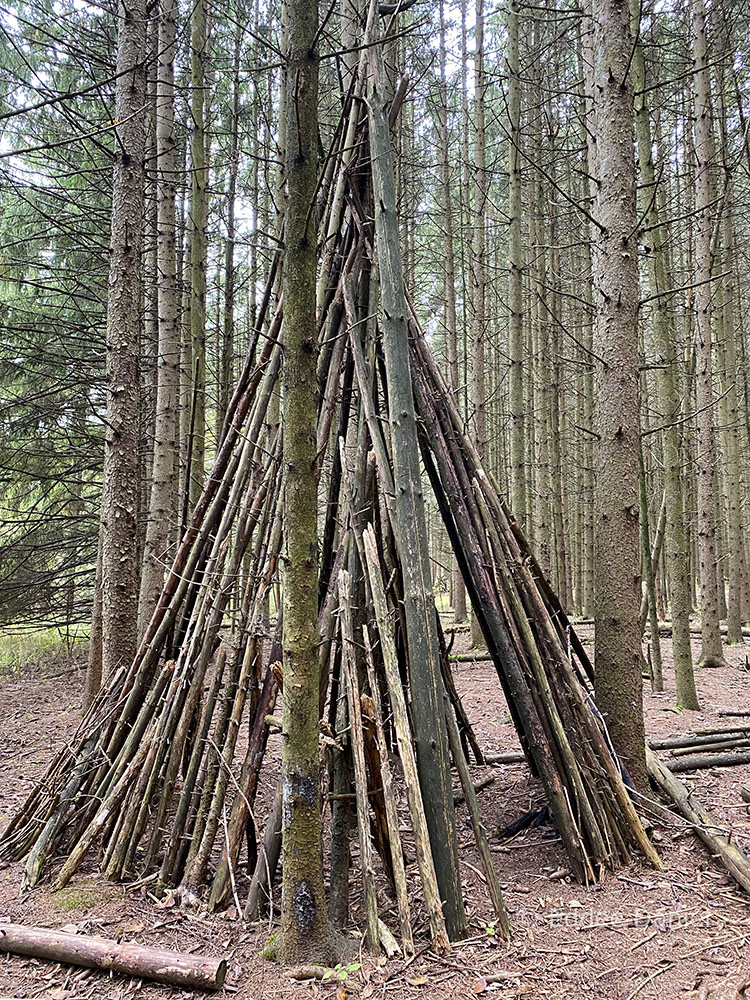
xmin=1 ymin=10 xmax=660 ymax=955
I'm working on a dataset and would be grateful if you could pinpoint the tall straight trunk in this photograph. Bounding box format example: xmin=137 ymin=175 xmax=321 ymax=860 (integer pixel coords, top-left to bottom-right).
xmin=188 ymin=0 xmax=209 ymax=508
xmin=471 ymin=0 xmax=487 ymax=462
xmin=629 ymin=0 xmax=698 ymax=705
xmin=140 ymin=32 xmax=158 ymax=568
xmin=278 ymin=0 xmax=333 ymax=967
xmin=437 ymin=0 xmax=466 ymax=625
xmin=469 ymin=0 xmax=487 ymax=647
xmin=217 ymin=11 xmax=243 ymax=436
xmin=692 ymin=0 xmax=726 ymax=668
xmin=507 ymin=0 xmax=525 ymax=528
xmin=578 ymin=7 xmax=597 ymax=620
xmin=97 ymin=0 xmax=147 ymax=682
xmin=717 ymin=40 xmax=745 ymax=644
xmin=590 ymin=0 xmax=648 ymax=791
xmin=546 ymin=199 xmax=569 ymax=610
xmin=367 ymin=31 xmax=467 ymax=942
xmin=138 ymin=0 xmax=180 ymax=634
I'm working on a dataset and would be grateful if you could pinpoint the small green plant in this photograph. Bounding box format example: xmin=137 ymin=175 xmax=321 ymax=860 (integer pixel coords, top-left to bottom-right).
xmin=260 ymin=932 xmax=278 ymax=961
xmin=322 ymin=961 xmax=361 ymax=982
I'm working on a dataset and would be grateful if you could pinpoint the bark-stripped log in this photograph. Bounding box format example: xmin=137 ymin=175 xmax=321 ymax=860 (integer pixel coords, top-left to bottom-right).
xmin=0 ymin=924 xmax=226 ymax=990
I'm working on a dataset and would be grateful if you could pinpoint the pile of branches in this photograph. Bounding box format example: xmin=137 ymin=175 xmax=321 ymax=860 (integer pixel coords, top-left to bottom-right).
xmin=0 ymin=32 xmax=660 ymax=954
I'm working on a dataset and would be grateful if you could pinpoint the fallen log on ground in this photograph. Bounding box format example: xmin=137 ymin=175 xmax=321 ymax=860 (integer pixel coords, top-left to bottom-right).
xmin=650 ymin=730 xmax=750 ymax=750
xmin=453 ymin=775 xmax=495 ymax=804
xmin=671 ymin=739 xmax=750 ymax=757
xmin=665 ymin=750 xmax=750 ymax=772
xmin=0 ymin=923 xmax=227 ymax=990
xmin=483 ymin=751 xmax=526 ymax=766
xmin=647 ymin=749 xmax=750 ymax=894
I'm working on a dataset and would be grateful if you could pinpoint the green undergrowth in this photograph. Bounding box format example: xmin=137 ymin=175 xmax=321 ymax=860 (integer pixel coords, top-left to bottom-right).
xmin=0 ymin=625 xmax=88 ymax=677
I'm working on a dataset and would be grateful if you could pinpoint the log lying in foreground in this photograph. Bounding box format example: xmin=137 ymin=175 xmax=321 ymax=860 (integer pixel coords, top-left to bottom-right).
xmin=646 ymin=750 xmax=750 ymax=894
xmin=0 ymin=923 xmax=227 ymax=990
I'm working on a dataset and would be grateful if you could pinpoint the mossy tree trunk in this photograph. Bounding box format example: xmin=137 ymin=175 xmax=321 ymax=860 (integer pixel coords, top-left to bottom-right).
xmin=278 ymin=0 xmax=334 ymax=967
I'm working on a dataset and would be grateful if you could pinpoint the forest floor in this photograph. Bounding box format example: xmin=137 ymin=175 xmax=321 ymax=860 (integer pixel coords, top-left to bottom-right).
xmin=0 ymin=627 xmax=749 ymax=999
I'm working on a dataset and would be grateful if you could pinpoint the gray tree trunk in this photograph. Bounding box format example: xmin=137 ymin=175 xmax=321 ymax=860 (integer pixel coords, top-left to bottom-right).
xmin=692 ymin=0 xmax=726 ymax=668
xmin=590 ymin=0 xmax=648 ymax=791
xmin=437 ymin=0 xmax=466 ymax=625
xmin=629 ymin=0 xmax=698 ymax=706
xmin=98 ymin=0 xmax=147 ymax=683
xmin=507 ymin=0 xmax=526 ymax=529
xmin=138 ymin=0 xmax=180 ymax=634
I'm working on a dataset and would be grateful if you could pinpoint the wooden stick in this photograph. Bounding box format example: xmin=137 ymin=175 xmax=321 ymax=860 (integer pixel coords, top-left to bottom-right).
xmin=362 ymin=625 xmax=414 ymax=955
xmin=244 ymin=785 xmax=282 ymax=921
xmin=0 ymin=923 xmax=226 ymax=990
xmin=443 ymin=698 xmax=510 ymax=937
xmin=647 ymin=749 xmax=750 ymax=893
xmin=339 ymin=570 xmax=380 ymax=953
xmin=362 ymin=525 xmax=450 ymax=955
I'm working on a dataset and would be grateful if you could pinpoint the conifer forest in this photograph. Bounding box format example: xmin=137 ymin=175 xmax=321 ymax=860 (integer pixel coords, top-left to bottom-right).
xmin=3 ymin=0 xmax=750 ymax=995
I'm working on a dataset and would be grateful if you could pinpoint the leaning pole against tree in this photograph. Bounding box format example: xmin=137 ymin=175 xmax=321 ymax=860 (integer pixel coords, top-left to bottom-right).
xmin=365 ymin=23 xmax=466 ymax=941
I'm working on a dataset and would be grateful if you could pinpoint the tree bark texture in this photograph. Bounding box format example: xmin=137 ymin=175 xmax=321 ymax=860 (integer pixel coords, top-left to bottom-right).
xmin=692 ymin=0 xmax=726 ymax=668
xmin=99 ymin=0 xmax=147 ymax=682
xmin=278 ymin=0 xmax=334 ymax=966
xmin=629 ymin=0 xmax=698 ymax=705
xmin=138 ymin=0 xmax=180 ymax=634
xmin=0 ymin=924 xmax=226 ymax=990
xmin=591 ymin=0 xmax=648 ymax=791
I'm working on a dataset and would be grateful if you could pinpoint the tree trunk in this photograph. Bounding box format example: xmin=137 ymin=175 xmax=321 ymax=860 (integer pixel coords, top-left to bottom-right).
xmin=590 ymin=0 xmax=648 ymax=791
xmin=692 ymin=0 xmax=726 ymax=668
xmin=629 ymin=0 xmax=698 ymax=706
xmin=187 ymin=0 xmax=209 ymax=509
xmin=0 ymin=924 xmax=225 ymax=991
xmin=278 ymin=0 xmax=334 ymax=967
xmin=471 ymin=0 xmax=487 ymax=464
xmin=217 ymin=12 xmax=243 ymax=436
xmin=507 ymin=0 xmax=525 ymax=529
xmin=138 ymin=0 xmax=180 ymax=634
xmin=437 ymin=0 xmax=466 ymax=625
xmin=99 ymin=0 xmax=147 ymax=682
xmin=717 ymin=37 xmax=745 ymax=645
